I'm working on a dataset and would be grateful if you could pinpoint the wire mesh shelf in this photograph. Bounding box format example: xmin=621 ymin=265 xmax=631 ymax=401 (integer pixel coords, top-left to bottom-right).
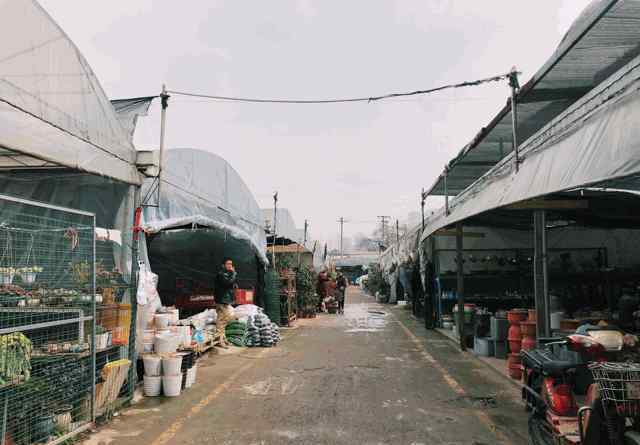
xmin=590 ymin=362 xmax=640 ymax=418
xmin=0 ymin=194 xmax=96 ymax=445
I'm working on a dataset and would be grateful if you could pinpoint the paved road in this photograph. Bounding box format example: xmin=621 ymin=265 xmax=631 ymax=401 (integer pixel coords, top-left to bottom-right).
xmin=84 ymin=288 xmax=528 ymax=445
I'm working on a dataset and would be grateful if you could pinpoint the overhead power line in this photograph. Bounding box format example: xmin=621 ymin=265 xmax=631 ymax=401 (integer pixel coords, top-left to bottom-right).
xmin=167 ymin=71 xmax=514 ymax=105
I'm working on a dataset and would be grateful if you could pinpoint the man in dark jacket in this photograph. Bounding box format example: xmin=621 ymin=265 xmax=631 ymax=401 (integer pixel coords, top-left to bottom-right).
xmin=336 ymin=272 xmax=347 ymax=314
xmin=215 ymin=258 xmax=237 ymax=348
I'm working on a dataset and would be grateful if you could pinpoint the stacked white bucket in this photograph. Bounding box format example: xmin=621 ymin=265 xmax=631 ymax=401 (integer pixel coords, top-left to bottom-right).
xmin=142 ymin=308 xmax=194 ymax=397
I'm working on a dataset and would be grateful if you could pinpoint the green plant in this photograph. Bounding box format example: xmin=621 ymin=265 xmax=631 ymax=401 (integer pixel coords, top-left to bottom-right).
xmin=295 ymin=264 xmax=317 ymax=310
xmin=364 ymin=263 xmax=389 ymax=298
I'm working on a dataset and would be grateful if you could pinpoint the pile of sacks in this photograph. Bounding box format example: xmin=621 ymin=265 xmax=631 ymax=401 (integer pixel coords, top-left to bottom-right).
xmin=245 ymin=313 xmax=280 ymax=347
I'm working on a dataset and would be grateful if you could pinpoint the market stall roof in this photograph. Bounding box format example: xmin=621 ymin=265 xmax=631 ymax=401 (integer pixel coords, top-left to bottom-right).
xmin=0 ymin=0 xmax=141 ymax=185
xmin=421 ymin=52 xmax=640 ymax=243
xmin=268 ymin=243 xmax=312 ymax=255
xmin=426 ymin=0 xmax=640 ymax=197
xmin=142 ymin=148 xmax=268 ymax=264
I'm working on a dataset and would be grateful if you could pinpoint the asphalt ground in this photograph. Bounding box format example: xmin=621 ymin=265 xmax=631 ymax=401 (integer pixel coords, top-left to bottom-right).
xmin=82 ymin=287 xmax=528 ymax=445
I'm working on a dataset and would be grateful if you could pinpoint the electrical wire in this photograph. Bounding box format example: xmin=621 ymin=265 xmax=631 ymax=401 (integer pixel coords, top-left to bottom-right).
xmin=167 ymin=72 xmax=512 ymax=104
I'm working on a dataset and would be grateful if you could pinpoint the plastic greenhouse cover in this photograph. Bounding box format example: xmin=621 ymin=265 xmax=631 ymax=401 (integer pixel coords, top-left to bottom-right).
xmin=0 ymin=0 xmax=141 ymax=185
xmin=262 ymin=208 xmax=302 ymax=242
xmin=142 ymin=148 xmax=268 ymax=264
xmin=420 ymin=53 xmax=640 ymax=244
xmin=111 ymin=97 xmax=155 ymax=142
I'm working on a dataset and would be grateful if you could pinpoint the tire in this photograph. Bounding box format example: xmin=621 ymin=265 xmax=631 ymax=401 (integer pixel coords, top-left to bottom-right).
xmin=528 ymin=414 xmax=551 ymax=445
xmin=625 ymin=430 xmax=640 ymax=445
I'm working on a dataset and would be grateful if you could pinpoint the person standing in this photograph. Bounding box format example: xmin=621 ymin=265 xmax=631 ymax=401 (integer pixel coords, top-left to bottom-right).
xmin=215 ymin=257 xmax=237 ymax=348
xmin=336 ymin=272 xmax=347 ymax=314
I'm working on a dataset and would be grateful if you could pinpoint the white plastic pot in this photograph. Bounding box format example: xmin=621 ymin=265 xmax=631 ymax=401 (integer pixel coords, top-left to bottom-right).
xmin=155 ymin=334 xmax=177 ymax=354
xmin=143 ymin=355 xmax=162 ymax=376
xmin=162 ymin=354 xmax=183 ymax=376
xmin=162 ymin=374 xmax=182 ymax=397
xmin=95 ymin=333 xmax=109 ymax=350
xmin=143 ymin=329 xmax=156 ymax=342
xmin=143 ymin=375 xmax=162 ymax=396
xmin=155 ymin=314 xmax=170 ymax=329
xmin=186 ymin=365 xmax=198 ymax=388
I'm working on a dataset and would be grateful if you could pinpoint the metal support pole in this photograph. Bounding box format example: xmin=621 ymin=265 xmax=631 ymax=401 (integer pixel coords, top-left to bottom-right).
xmin=509 ymin=68 xmax=520 ymax=172
xmin=157 ymin=85 xmax=170 ymax=209
xmin=421 ymin=188 xmax=426 ymax=233
xmin=534 ymin=211 xmax=550 ymax=339
xmin=91 ymin=214 xmax=97 ymax=422
xmin=339 ymin=217 xmax=344 ymax=259
xmin=272 ymin=192 xmax=278 ymax=268
xmin=127 ymin=187 xmax=141 ymax=399
xmin=444 ymin=169 xmax=450 ymax=216
xmin=456 ymin=222 xmax=466 ymax=351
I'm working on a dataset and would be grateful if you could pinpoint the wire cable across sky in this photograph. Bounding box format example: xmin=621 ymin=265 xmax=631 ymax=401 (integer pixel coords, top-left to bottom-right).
xmin=167 ymin=71 xmax=514 ymax=104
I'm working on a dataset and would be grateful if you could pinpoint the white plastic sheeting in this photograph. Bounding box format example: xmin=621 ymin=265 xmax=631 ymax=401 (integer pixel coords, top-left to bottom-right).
xmin=142 ymin=148 xmax=267 ymax=264
xmin=262 ymin=208 xmax=303 ymax=242
xmin=111 ymin=97 xmax=155 ymax=142
xmin=0 ymin=0 xmax=140 ymax=185
xmin=421 ymin=54 xmax=640 ymax=243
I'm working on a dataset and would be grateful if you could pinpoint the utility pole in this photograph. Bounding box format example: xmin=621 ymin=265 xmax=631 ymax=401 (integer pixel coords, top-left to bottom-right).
xmin=338 ymin=217 xmax=344 ymax=259
xmin=272 ymin=192 xmax=278 ymax=268
xmin=396 ymin=219 xmax=400 ymax=245
xmin=157 ymin=84 xmax=170 ymax=210
xmin=377 ymin=215 xmax=390 ymax=252
xmin=303 ymin=219 xmax=308 ymax=247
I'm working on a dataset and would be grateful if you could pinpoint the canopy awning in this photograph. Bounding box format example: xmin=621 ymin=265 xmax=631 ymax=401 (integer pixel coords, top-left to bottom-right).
xmin=0 ymin=0 xmax=141 ymax=185
xmin=421 ymin=53 xmax=640 ymax=242
xmin=426 ymin=0 xmax=640 ymax=197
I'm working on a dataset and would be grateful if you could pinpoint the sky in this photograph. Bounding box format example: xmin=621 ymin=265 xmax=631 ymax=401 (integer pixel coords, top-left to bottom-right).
xmin=40 ymin=0 xmax=593 ymax=248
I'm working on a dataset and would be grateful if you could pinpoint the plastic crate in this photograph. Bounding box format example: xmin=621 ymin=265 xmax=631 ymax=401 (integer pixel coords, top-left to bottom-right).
xmin=234 ymin=289 xmax=254 ymax=305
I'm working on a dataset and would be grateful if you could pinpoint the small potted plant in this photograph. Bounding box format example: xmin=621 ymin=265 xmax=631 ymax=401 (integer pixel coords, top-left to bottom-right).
xmin=0 ymin=267 xmax=15 ymax=285
xmin=18 ymin=266 xmax=42 ymax=285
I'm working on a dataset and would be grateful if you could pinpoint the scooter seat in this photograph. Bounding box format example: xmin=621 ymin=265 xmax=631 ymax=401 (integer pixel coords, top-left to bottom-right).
xmin=542 ymin=360 xmax=577 ymax=377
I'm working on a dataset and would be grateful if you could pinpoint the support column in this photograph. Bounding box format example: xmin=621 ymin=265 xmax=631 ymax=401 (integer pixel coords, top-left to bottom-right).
xmin=456 ymin=222 xmax=466 ymax=350
xmin=534 ymin=211 xmax=550 ymax=339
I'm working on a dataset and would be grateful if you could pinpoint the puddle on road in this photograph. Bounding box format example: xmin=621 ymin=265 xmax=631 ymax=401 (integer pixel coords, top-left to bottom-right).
xmin=343 ymin=304 xmax=388 ymax=333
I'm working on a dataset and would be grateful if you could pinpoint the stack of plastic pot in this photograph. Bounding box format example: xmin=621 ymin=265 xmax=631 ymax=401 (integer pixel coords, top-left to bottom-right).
xmin=162 ymin=354 xmax=183 ymax=397
xmin=521 ymin=309 xmax=537 ymax=352
xmin=507 ymin=309 xmax=527 ymax=380
xmin=142 ymin=355 xmax=162 ymax=396
xmin=178 ymin=351 xmax=198 ymax=389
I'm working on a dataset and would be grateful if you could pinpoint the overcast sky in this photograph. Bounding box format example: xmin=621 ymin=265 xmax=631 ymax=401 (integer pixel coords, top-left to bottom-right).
xmin=40 ymin=0 xmax=592 ymax=247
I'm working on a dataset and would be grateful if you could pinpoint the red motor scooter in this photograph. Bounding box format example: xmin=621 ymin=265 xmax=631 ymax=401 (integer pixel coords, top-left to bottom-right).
xmin=522 ymin=328 xmax=640 ymax=444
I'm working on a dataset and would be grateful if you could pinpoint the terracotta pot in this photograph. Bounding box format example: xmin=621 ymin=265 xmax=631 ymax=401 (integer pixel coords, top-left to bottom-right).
xmin=521 ymin=336 xmax=536 ymax=351
xmin=508 ymin=324 xmax=522 ymax=341
xmin=507 ymin=352 xmax=522 ymax=365
xmin=508 ymin=363 xmax=523 ymax=380
xmin=508 ymin=340 xmax=522 ymax=354
xmin=520 ymin=321 xmax=537 ymax=337
xmin=528 ymin=309 xmax=537 ymax=322
xmin=560 ymin=319 xmax=581 ymax=332
xmin=507 ymin=309 xmax=528 ymax=324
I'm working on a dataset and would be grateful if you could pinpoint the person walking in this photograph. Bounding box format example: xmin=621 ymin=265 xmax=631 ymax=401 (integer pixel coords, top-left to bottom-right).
xmin=336 ymin=272 xmax=347 ymax=314
xmin=215 ymin=257 xmax=237 ymax=348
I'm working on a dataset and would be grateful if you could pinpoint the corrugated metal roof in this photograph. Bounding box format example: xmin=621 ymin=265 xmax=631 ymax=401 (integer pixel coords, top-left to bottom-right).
xmin=426 ymin=0 xmax=640 ymax=196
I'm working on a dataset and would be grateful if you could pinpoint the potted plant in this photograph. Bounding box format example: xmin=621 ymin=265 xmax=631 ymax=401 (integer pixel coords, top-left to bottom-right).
xmin=94 ymin=326 xmax=109 ymax=350
xmin=0 ymin=267 xmax=15 ymax=285
xmin=17 ymin=266 xmax=43 ymax=285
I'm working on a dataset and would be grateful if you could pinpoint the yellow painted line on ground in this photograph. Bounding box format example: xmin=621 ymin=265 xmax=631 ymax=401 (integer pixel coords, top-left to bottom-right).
xmin=150 ymin=348 xmax=271 ymax=445
xmin=396 ymin=318 xmax=513 ymax=445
